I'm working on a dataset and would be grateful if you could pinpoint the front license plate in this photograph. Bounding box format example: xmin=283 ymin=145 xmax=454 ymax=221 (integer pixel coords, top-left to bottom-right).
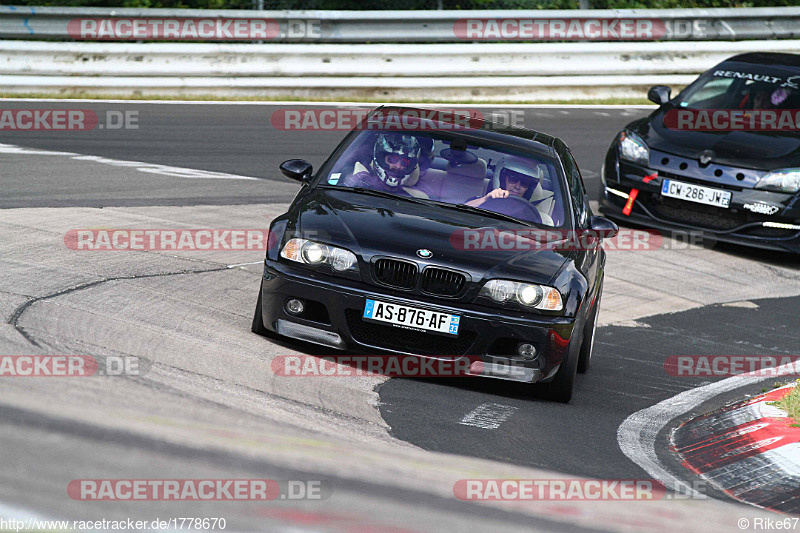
xmin=363 ymin=299 xmax=460 ymax=336
xmin=661 ymin=179 xmax=731 ymax=208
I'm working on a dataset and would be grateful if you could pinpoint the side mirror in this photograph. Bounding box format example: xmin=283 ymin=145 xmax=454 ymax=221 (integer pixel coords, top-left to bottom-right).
xmin=588 ymin=216 xmax=619 ymax=240
xmin=280 ymin=159 xmax=313 ymax=182
xmin=647 ymin=85 xmax=672 ymax=106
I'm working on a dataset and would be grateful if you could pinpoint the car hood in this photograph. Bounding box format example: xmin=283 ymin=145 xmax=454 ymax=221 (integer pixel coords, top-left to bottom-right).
xmin=631 ymin=109 xmax=800 ymax=169
xmin=292 ymin=188 xmax=571 ymax=286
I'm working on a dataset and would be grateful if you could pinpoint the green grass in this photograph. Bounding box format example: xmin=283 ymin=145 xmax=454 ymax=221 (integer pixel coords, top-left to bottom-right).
xmin=773 ymin=382 xmax=800 ymax=427
xmin=0 ymin=91 xmax=653 ymax=106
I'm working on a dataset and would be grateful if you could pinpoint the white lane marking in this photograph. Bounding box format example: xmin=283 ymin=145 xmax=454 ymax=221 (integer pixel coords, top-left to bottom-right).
xmin=0 ymin=143 xmax=259 ymax=181
xmin=0 ymin=98 xmax=656 ymax=109
xmin=617 ymin=362 xmax=797 ymax=497
xmin=0 ymin=143 xmax=78 ymax=156
xmin=722 ymin=301 xmax=760 ymax=309
xmin=460 ymin=402 xmax=518 ymax=430
xmin=228 ymin=260 xmax=263 ymax=268
xmin=610 ymin=320 xmax=652 ymax=328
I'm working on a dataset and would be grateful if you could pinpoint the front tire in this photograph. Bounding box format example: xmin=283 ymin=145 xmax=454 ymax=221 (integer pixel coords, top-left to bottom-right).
xmin=537 ymin=330 xmax=581 ymax=403
xmin=251 ymin=286 xmax=277 ymax=338
xmin=577 ymin=277 xmax=603 ymax=374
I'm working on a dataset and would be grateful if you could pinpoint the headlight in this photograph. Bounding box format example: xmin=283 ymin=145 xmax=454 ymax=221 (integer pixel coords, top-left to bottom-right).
xmin=618 ymin=131 xmax=649 ymax=166
xmin=329 ymin=247 xmax=358 ymax=271
xmin=754 ymin=168 xmax=800 ymax=194
xmin=480 ymin=279 xmax=563 ymax=311
xmin=280 ymin=238 xmax=358 ymax=272
xmin=517 ymin=284 xmax=543 ymax=306
xmin=302 ymin=242 xmax=327 ymax=264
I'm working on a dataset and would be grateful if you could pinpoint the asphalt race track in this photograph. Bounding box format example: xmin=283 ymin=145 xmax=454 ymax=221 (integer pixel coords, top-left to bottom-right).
xmin=380 ymin=295 xmax=800 ymax=482
xmin=1 ymin=100 xmax=799 ymax=532
xmin=0 ymin=101 xmax=644 ymax=206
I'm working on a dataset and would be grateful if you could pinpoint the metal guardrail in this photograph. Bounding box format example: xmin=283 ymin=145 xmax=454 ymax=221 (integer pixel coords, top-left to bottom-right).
xmin=2 ymin=39 xmax=799 ymax=101
xmin=2 ymin=6 xmax=800 ymax=42
xmin=3 ymin=6 xmax=800 ymax=100
xmin=4 ymin=39 xmax=799 ymax=78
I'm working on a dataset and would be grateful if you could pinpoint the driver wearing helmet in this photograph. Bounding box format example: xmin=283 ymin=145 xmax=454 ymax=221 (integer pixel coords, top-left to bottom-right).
xmin=464 ymin=155 xmax=554 ymax=225
xmin=466 ymin=156 xmax=538 ymax=208
xmin=341 ymin=133 xmax=434 ymax=199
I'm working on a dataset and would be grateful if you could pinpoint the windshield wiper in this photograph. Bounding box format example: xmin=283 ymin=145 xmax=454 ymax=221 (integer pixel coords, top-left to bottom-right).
xmin=322 ymin=185 xmax=434 ymax=206
xmin=431 ymin=201 xmax=537 ymax=227
xmin=322 ymin=185 xmax=537 ymax=226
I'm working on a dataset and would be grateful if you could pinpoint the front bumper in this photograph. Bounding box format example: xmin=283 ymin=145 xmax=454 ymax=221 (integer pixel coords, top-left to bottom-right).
xmin=259 ymin=261 xmax=578 ymax=384
xmin=600 ymin=149 xmax=800 ymax=254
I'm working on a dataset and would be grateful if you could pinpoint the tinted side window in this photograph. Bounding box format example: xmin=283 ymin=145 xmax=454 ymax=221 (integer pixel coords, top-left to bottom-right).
xmin=561 ymin=149 xmax=588 ymax=227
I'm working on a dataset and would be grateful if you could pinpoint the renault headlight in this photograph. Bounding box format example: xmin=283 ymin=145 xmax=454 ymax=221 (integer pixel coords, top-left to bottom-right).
xmin=754 ymin=168 xmax=800 ymax=194
xmin=618 ymin=131 xmax=649 ymax=167
xmin=280 ymin=238 xmax=358 ymax=272
xmin=480 ymin=279 xmax=563 ymax=311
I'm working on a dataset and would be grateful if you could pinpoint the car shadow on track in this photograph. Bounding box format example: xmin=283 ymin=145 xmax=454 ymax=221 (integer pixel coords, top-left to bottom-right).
xmin=391 ymin=375 xmax=570 ymax=403
xmin=611 ymin=218 xmax=800 ymax=269
xmin=266 ymin=336 xmax=570 ymax=403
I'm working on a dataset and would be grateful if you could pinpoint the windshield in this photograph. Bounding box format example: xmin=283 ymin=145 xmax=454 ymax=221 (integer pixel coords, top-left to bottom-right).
xmin=320 ymin=129 xmax=566 ymax=228
xmin=676 ymin=65 xmax=800 ymax=110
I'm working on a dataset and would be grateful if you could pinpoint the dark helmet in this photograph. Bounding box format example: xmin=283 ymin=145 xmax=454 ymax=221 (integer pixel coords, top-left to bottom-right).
xmin=373 ymin=133 xmax=420 ymax=187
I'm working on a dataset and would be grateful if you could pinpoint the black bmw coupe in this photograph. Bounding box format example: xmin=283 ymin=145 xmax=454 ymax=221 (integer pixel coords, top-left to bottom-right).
xmin=602 ymin=52 xmax=800 ymax=254
xmin=253 ymin=108 xmax=618 ymax=402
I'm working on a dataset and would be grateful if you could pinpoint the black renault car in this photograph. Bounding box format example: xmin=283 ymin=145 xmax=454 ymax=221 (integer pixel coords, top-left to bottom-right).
xmin=602 ymin=52 xmax=800 ymax=254
xmin=253 ymin=108 xmax=617 ymax=402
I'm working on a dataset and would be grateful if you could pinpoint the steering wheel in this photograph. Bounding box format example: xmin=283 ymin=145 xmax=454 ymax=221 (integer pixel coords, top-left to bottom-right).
xmin=481 ymin=196 xmax=543 ymax=225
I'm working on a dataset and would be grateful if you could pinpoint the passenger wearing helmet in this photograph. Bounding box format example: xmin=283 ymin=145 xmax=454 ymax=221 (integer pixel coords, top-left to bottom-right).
xmin=341 ymin=133 xmax=434 ymax=199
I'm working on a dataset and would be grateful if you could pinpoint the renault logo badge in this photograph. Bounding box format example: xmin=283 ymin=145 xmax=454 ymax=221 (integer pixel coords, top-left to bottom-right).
xmin=416 ymin=249 xmax=433 ymax=258
xmin=699 ymin=150 xmax=715 ymax=166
